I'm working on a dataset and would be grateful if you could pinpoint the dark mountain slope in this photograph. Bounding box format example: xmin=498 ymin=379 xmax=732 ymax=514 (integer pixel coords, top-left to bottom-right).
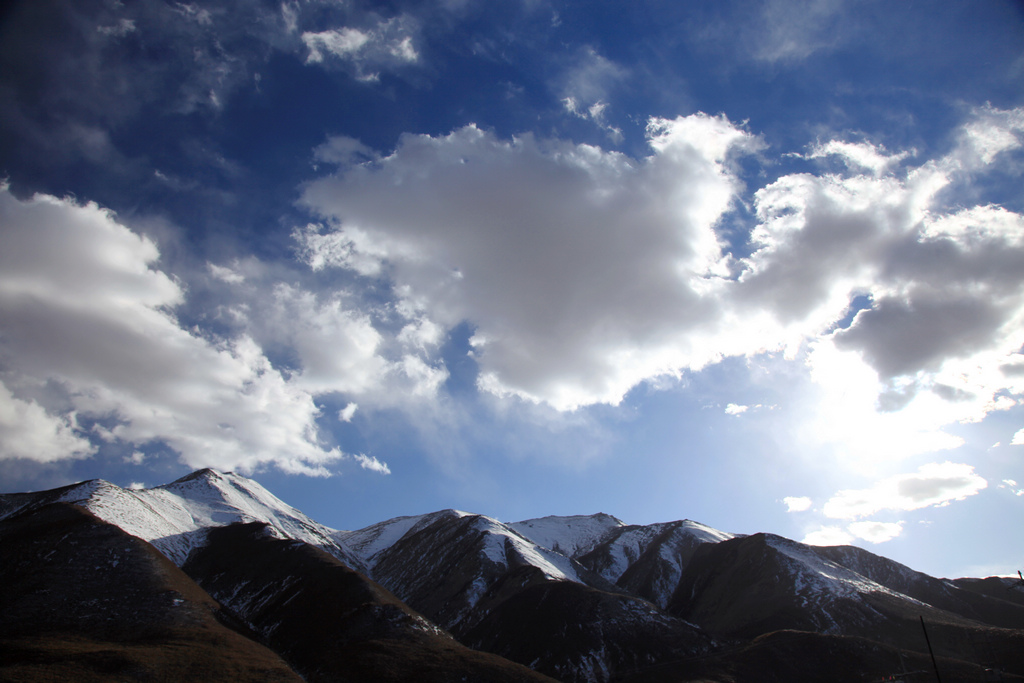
xmin=183 ymin=521 xmax=558 ymax=683
xmin=0 ymin=503 xmax=303 ymax=683
xmin=667 ymin=532 xmax=1024 ymax=678
xmin=816 ymin=544 xmax=1024 ymax=629
xmin=5 ymin=470 xmax=1022 ymax=683
xmin=362 ymin=510 xmax=711 ymax=683
xmin=367 ymin=510 xmax=611 ymax=632
xmin=463 ymin=566 xmax=712 ymax=683
xmin=586 ymin=520 xmax=733 ymax=609
xmin=953 ymin=575 xmax=1024 ymax=609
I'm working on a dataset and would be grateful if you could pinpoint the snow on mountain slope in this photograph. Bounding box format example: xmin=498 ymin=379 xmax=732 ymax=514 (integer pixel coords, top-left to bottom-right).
xmin=1 ymin=469 xmax=362 ymax=569
xmin=334 ymin=509 xmax=475 ymax=569
xmin=340 ymin=509 xmax=587 ymax=588
xmin=763 ymin=534 xmax=921 ymax=604
xmin=510 ymin=513 xmax=625 ymax=558
xmin=601 ymin=521 xmax=735 ymax=608
xmin=473 ymin=514 xmax=584 ymax=584
xmin=581 ymin=520 xmax=734 ymax=586
xmin=510 ymin=514 xmax=735 ymax=608
xmin=365 ymin=510 xmax=602 ymax=632
xmin=510 ymin=514 xmax=732 ymax=589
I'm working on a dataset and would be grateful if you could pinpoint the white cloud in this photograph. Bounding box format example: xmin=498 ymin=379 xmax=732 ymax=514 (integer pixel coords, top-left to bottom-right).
xmin=264 ymin=284 xmax=388 ymax=395
xmin=806 ymin=140 xmax=910 ymax=176
xmin=301 ymin=16 xmax=419 ymax=80
xmin=314 ymin=136 xmax=379 ymax=167
xmin=172 ymin=4 xmax=213 ymax=26
xmin=749 ymin=0 xmax=846 ymax=64
xmin=0 ymin=382 xmax=95 ymax=462
xmin=784 ymin=496 xmax=812 ymax=512
xmin=301 ymin=114 xmax=759 ymax=410
xmin=208 ymin=262 xmax=245 ymax=284
xmin=744 ymin=109 xmax=1024 ymax=466
xmin=1012 ymin=428 xmax=1024 ymax=446
xmin=558 ymin=47 xmax=626 ymax=112
xmin=398 ymin=355 xmax=449 ymax=398
xmin=304 ymin=27 xmax=371 ymax=62
xmin=97 ymin=19 xmax=137 ymax=37
xmin=558 ymin=48 xmax=627 ymax=141
xmin=803 ymin=525 xmax=853 ymax=546
xmin=725 ymin=403 xmax=748 ymax=415
xmin=338 ymin=402 xmax=358 ymax=422
xmin=1000 ymin=479 xmax=1024 ymax=496
xmin=0 ymin=186 xmax=346 ymax=475
xmin=948 ymin=103 xmax=1024 ymax=169
xmin=822 ymin=462 xmax=988 ymax=520
xmin=847 ymin=520 xmax=903 ymax=543
xmin=298 ymin=103 xmax=1024 ymax=452
xmin=202 ymin=259 xmax=447 ymax=411
xmin=922 ymin=205 xmax=1024 ymax=247
xmin=354 ymin=453 xmax=391 ymax=475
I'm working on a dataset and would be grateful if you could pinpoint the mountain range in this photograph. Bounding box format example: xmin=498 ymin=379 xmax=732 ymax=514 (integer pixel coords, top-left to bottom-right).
xmin=1 ymin=468 xmax=1022 ymax=682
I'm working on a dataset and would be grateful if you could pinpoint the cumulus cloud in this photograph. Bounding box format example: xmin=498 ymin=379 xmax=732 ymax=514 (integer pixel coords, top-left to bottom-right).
xmin=338 ymin=402 xmax=358 ymax=422
xmin=822 ymin=462 xmax=988 ymax=520
xmin=948 ymin=104 xmax=1024 ymax=169
xmin=742 ymin=106 xmax=1024 ymax=465
xmin=1012 ymin=428 xmax=1024 ymax=446
xmin=301 ymin=113 xmax=760 ymax=410
xmin=0 ymin=382 xmax=95 ymax=462
xmin=806 ymin=140 xmax=911 ymax=176
xmin=0 ymin=186 xmax=350 ymax=475
xmin=314 ymin=136 xmax=379 ymax=167
xmin=299 ymin=103 xmax=1024 ymax=455
xmin=803 ymin=525 xmax=853 ymax=546
xmin=263 ymin=284 xmax=389 ymax=395
xmin=804 ymin=520 xmax=904 ymax=546
xmin=784 ymin=496 xmax=812 ymax=512
xmin=847 ymin=520 xmax=903 ymax=543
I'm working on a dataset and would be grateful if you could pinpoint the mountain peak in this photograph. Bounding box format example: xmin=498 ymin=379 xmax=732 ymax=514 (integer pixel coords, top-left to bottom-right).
xmin=168 ymin=467 xmax=233 ymax=485
xmin=510 ymin=512 xmax=626 ymax=558
xmin=0 ymin=468 xmax=364 ymax=571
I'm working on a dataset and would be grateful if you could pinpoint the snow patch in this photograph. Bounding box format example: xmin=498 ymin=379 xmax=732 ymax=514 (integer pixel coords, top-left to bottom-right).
xmin=511 ymin=513 xmax=626 ymax=557
xmin=48 ymin=470 xmax=363 ymax=569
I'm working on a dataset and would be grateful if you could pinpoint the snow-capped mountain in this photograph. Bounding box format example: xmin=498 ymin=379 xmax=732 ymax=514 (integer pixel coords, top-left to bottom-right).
xmin=341 ymin=510 xmax=602 ymax=631
xmin=182 ymin=521 xmax=556 ymax=683
xmin=667 ymin=531 xmax=1024 ymax=653
xmin=0 ymin=468 xmax=363 ymax=569
xmin=0 ymin=501 xmax=306 ymax=682
xmin=509 ymin=512 xmax=627 ymax=557
xmin=334 ymin=509 xmax=713 ymax=682
xmin=512 ymin=515 xmax=735 ymax=608
xmin=3 ymin=469 xmax=1023 ymax=683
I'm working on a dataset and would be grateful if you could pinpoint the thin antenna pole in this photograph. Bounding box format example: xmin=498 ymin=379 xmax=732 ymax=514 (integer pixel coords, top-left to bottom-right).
xmin=919 ymin=616 xmax=942 ymax=683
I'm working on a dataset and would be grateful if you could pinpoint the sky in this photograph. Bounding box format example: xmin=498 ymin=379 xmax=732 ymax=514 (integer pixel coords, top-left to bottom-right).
xmin=1 ymin=0 xmax=1023 ymax=580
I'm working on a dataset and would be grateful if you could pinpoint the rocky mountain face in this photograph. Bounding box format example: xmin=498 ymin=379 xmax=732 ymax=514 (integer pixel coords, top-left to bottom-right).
xmin=2 ymin=469 xmax=1023 ymax=682
xmin=0 ymin=502 xmax=302 ymax=683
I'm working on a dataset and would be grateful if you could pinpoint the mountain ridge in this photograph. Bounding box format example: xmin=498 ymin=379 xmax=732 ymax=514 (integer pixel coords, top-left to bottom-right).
xmin=2 ymin=468 xmax=1022 ymax=682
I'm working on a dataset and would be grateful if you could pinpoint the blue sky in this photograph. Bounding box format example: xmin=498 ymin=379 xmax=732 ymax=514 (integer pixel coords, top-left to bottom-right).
xmin=1 ymin=0 xmax=1023 ymax=580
